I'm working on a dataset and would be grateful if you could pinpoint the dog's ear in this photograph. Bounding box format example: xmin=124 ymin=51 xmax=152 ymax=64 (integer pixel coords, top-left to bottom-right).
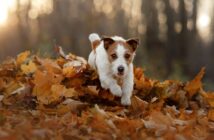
xmin=101 ymin=36 xmax=115 ymax=50
xmin=126 ymin=38 xmax=139 ymax=51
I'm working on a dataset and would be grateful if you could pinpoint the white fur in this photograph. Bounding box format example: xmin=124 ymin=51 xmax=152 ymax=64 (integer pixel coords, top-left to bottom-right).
xmin=111 ymin=36 xmax=126 ymax=42
xmin=89 ymin=33 xmax=100 ymax=42
xmin=88 ymin=33 xmax=135 ymax=105
xmin=88 ymin=51 xmax=96 ymax=69
xmin=111 ymin=45 xmax=128 ymax=77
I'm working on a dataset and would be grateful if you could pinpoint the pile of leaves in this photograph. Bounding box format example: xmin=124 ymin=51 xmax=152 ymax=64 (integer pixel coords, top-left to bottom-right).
xmin=0 ymin=49 xmax=214 ymax=140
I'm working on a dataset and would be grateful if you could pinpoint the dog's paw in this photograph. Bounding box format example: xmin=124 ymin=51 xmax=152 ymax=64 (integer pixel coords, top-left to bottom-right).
xmin=100 ymin=80 xmax=108 ymax=90
xmin=110 ymin=85 xmax=122 ymax=97
xmin=121 ymin=96 xmax=131 ymax=106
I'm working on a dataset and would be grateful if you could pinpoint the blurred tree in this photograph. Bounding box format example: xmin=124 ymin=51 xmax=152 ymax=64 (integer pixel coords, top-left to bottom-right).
xmin=164 ymin=0 xmax=177 ymax=75
xmin=178 ymin=0 xmax=189 ymax=73
xmin=16 ymin=0 xmax=31 ymax=49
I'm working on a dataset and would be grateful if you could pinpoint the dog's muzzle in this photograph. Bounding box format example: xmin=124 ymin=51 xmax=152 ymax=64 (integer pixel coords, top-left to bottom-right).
xmin=117 ymin=66 xmax=124 ymax=75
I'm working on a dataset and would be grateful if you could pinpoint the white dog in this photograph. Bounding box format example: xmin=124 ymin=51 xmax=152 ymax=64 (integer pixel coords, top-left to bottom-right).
xmin=88 ymin=33 xmax=139 ymax=105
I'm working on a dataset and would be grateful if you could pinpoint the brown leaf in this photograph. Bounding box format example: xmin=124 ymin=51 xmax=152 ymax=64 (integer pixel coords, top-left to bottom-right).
xmin=134 ymin=67 xmax=154 ymax=94
xmin=208 ymin=109 xmax=214 ymax=121
xmin=114 ymin=118 xmax=143 ymax=135
xmin=38 ymin=99 xmax=88 ymax=115
xmin=2 ymin=84 xmax=32 ymax=106
xmin=130 ymin=96 xmax=148 ymax=117
xmin=0 ymin=78 xmax=6 ymax=91
xmin=98 ymin=90 xmax=115 ymax=101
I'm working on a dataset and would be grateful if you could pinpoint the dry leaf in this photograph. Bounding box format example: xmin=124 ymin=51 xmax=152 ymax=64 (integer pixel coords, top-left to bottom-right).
xmin=208 ymin=109 xmax=214 ymax=121
xmin=0 ymin=50 xmax=213 ymax=139
xmin=203 ymin=92 xmax=214 ymax=107
xmin=130 ymin=96 xmax=148 ymax=117
xmin=184 ymin=67 xmax=205 ymax=98
xmin=16 ymin=51 xmax=30 ymax=66
xmin=21 ymin=60 xmax=37 ymax=74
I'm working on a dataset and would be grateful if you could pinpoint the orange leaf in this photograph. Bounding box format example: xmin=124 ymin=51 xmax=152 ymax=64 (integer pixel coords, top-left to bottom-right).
xmin=62 ymin=67 xmax=77 ymax=78
xmin=204 ymin=92 xmax=214 ymax=107
xmin=184 ymin=67 xmax=205 ymax=98
xmin=131 ymin=96 xmax=148 ymax=115
xmin=208 ymin=109 xmax=214 ymax=121
xmin=33 ymin=70 xmax=64 ymax=104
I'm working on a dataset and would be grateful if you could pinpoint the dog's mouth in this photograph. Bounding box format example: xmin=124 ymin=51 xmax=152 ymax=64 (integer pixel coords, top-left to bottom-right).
xmin=117 ymin=72 xmax=124 ymax=76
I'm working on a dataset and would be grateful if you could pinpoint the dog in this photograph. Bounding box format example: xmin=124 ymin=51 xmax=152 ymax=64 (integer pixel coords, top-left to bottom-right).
xmin=88 ymin=33 xmax=139 ymax=105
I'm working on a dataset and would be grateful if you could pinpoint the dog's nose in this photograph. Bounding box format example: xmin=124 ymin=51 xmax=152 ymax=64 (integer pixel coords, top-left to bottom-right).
xmin=118 ymin=66 xmax=124 ymax=73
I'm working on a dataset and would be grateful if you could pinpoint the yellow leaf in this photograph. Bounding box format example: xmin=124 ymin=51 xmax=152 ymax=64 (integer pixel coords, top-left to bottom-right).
xmin=16 ymin=51 xmax=30 ymax=66
xmin=4 ymin=81 xmax=22 ymax=96
xmin=50 ymin=84 xmax=65 ymax=102
xmin=62 ymin=66 xmax=77 ymax=78
xmin=21 ymin=61 xmax=37 ymax=74
xmin=64 ymin=87 xmax=78 ymax=98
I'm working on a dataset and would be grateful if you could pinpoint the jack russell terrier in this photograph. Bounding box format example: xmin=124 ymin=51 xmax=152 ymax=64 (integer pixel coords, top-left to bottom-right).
xmin=88 ymin=33 xmax=139 ymax=105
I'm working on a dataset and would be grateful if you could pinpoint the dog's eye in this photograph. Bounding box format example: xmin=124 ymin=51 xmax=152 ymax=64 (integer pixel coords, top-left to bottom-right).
xmin=125 ymin=53 xmax=130 ymax=59
xmin=111 ymin=54 xmax=117 ymax=59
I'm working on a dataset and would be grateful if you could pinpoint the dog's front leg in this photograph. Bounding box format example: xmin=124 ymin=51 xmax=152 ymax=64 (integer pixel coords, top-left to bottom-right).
xmin=121 ymin=65 xmax=134 ymax=105
xmin=99 ymin=75 xmax=122 ymax=97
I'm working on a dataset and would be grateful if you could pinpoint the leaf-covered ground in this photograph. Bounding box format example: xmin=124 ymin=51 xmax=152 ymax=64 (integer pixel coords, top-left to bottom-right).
xmin=0 ymin=49 xmax=214 ymax=140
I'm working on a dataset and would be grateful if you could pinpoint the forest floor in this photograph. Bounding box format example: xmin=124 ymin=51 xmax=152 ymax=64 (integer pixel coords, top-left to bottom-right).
xmin=0 ymin=49 xmax=214 ymax=140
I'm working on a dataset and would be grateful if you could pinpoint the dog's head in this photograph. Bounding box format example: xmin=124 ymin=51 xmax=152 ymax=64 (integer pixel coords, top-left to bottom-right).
xmin=102 ymin=36 xmax=139 ymax=78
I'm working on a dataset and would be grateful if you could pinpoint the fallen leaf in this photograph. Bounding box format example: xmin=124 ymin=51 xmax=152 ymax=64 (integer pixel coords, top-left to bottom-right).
xmin=33 ymin=70 xmax=64 ymax=105
xmin=208 ymin=109 xmax=214 ymax=121
xmin=62 ymin=66 xmax=77 ymax=78
xmin=130 ymin=96 xmax=148 ymax=117
xmin=21 ymin=60 xmax=37 ymax=74
xmin=0 ymin=49 xmax=213 ymax=139
xmin=38 ymin=99 xmax=88 ymax=115
xmin=184 ymin=67 xmax=205 ymax=98
xmin=0 ymin=95 xmax=3 ymax=101
xmin=16 ymin=51 xmax=30 ymax=66
xmin=64 ymin=87 xmax=78 ymax=98
xmin=203 ymin=92 xmax=214 ymax=107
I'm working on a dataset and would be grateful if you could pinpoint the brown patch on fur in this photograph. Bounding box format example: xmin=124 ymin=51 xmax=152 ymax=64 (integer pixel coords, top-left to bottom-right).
xmin=113 ymin=75 xmax=123 ymax=86
xmin=91 ymin=40 xmax=101 ymax=51
xmin=106 ymin=42 xmax=118 ymax=63
xmin=122 ymin=42 xmax=135 ymax=65
xmin=126 ymin=38 xmax=139 ymax=52
xmin=105 ymin=41 xmax=135 ymax=64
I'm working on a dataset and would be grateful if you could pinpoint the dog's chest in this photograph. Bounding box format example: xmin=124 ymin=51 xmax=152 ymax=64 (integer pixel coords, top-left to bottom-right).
xmin=113 ymin=75 xmax=123 ymax=86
